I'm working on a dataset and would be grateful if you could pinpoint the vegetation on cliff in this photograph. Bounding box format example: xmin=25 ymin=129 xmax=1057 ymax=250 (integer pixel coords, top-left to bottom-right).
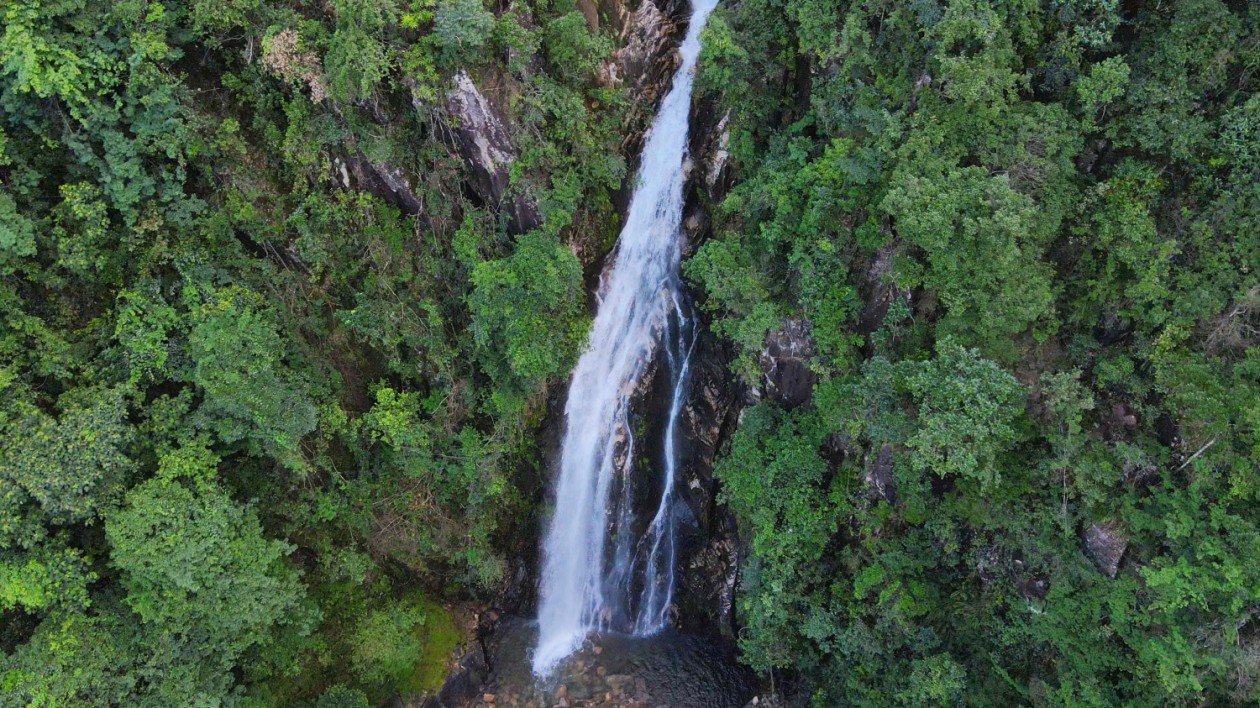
xmin=1 ymin=0 xmax=1258 ymax=705
xmin=692 ymin=0 xmax=1260 ymax=703
xmin=0 ymin=0 xmax=625 ymax=702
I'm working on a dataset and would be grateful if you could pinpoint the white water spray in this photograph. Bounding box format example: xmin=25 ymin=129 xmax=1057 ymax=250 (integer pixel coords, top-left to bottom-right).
xmin=532 ymin=0 xmax=718 ymax=676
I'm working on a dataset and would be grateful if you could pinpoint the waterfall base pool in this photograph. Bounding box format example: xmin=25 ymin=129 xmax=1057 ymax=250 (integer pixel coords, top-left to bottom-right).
xmin=475 ymin=618 xmax=755 ymax=707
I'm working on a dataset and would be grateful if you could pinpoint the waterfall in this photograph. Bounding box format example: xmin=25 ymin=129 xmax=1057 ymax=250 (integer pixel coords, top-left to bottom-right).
xmin=531 ymin=0 xmax=718 ymax=677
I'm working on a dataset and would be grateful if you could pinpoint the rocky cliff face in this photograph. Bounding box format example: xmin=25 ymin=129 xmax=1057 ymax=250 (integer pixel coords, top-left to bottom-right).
xmin=441 ymin=71 xmax=541 ymax=234
xmin=602 ymin=0 xmax=679 ymax=133
xmin=672 ymin=325 xmax=743 ymax=635
xmin=325 ymin=0 xmax=689 ymax=243
xmin=332 ymin=151 xmax=427 ymax=218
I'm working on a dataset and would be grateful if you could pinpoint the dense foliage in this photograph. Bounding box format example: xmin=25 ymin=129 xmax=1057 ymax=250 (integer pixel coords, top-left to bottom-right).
xmin=3 ymin=0 xmax=1258 ymax=704
xmin=691 ymin=0 xmax=1260 ymax=703
xmin=1 ymin=0 xmax=625 ymax=702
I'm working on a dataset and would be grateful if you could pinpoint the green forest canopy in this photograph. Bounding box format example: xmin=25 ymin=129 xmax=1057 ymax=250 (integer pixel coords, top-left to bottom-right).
xmin=0 ymin=0 xmax=1257 ymax=705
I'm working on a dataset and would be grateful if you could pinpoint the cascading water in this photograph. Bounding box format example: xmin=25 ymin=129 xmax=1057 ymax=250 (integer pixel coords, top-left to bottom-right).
xmin=531 ymin=0 xmax=718 ymax=677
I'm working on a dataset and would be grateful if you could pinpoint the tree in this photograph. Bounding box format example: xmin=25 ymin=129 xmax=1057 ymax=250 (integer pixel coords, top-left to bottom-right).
xmin=0 ymin=386 xmax=133 ymax=530
xmin=468 ymin=231 xmax=587 ymax=411
xmin=882 ymin=161 xmax=1055 ymax=357
xmin=434 ymin=0 xmax=494 ymax=61
xmin=901 ymin=342 xmax=1025 ymax=489
xmin=186 ymin=286 xmax=318 ymax=470
xmin=105 ymin=446 xmax=314 ymax=685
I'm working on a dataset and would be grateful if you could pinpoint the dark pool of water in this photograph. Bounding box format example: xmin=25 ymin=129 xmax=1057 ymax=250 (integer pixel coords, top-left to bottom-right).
xmin=478 ymin=619 xmax=756 ymax=707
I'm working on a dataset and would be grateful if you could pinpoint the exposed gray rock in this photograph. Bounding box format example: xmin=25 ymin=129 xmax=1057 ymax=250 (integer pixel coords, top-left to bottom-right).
xmin=331 ymin=152 xmax=425 ymax=216
xmin=599 ymin=0 xmax=680 ymax=163
xmin=857 ymin=239 xmax=910 ymax=336
xmin=759 ymin=319 xmax=816 ymax=409
xmin=704 ymin=110 xmax=731 ymax=190
xmin=863 ymin=444 xmax=897 ymax=505
xmin=605 ymin=1 xmax=679 ymax=115
xmin=1084 ymin=521 xmax=1128 ymax=578
xmin=975 ymin=545 xmax=1004 ymax=588
xmin=443 ymin=71 xmax=539 ymax=233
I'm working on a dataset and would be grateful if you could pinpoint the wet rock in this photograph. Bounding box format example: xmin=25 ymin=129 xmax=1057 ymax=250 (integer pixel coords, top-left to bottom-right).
xmin=759 ymin=319 xmax=816 ymax=409
xmin=437 ymin=646 xmax=491 ymax=707
xmin=681 ymin=330 xmax=737 ymax=470
xmin=442 ymin=71 xmax=539 ymax=233
xmin=683 ymin=525 xmax=739 ymax=635
xmin=672 ymin=325 xmax=744 ymax=636
xmin=331 ymin=151 xmax=426 ymax=217
xmin=1084 ymin=521 xmax=1128 ymax=578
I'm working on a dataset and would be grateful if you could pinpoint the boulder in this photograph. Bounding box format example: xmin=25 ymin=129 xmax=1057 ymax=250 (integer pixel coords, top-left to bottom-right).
xmin=1084 ymin=521 xmax=1128 ymax=578
xmin=759 ymin=319 xmax=816 ymax=409
xmin=863 ymin=444 xmax=897 ymax=505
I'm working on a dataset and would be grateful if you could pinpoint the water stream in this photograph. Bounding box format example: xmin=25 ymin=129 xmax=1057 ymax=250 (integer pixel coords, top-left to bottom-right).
xmin=531 ymin=0 xmax=719 ymax=677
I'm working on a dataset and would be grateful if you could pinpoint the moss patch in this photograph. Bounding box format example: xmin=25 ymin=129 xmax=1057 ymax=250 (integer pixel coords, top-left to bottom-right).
xmin=400 ymin=597 xmax=462 ymax=696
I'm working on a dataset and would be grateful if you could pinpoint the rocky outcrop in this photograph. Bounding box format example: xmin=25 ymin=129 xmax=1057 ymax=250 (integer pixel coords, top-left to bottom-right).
xmin=759 ymin=319 xmax=817 ymax=409
xmin=976 ymin=546 xmax=1051 ymax=601
xmin=331 ymin=152 xmax=426 ymax=217
xmin=863 ymin=444 xmax=897 ymax=505
xmin=603 ymin=1 xmax=679 ymax=111
xmin=1084 ymin=521 xmax=1128 ymax=578
xmin=596 ymin=316 xmax=742 ymax=638
xmin=598 ymin=0 xmax=682 ymax=172
xmin=857 ymin=238 xmax=911 ymax=337
xmin=703 ymin=110 xmax=732 ymax=192
xmin=442 ymin=71 xmax=540 ymax=233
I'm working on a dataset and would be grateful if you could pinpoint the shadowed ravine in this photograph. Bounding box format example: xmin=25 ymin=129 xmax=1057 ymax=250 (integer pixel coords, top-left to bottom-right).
xmin=531 ymin=0 xmax=721 ymax=678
